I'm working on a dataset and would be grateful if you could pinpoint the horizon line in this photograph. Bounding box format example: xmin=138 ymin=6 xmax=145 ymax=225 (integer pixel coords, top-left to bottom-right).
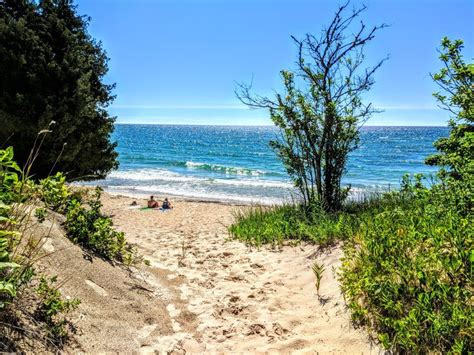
xmin=111 ymin=104 xmax=440 ymax=111
xmin=114 ymin=122 xmax=448 ymax=128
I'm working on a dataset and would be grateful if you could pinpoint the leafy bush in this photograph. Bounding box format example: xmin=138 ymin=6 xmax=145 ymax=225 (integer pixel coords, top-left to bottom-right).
xmin=0 ymin=146 xmax=78 ymax=350
xmin=36 ymin=276 xmax=80 ymax=341
xmin=0 ymin=147 xmax=21 ymax=204
xmin=339 ymin=181 xmax=473 ymax=352
xmin=65 ymin=188 xmax=136 ymax=263
xmin=38 ymin=173 xmax=71 ymax=213
xmin=0 ymin=148 xmax=22 ymax=307
xmin=35 ymin=171 xmax=138 ymax=264
xmin=0 ymin=210 xmax=19 ymax=308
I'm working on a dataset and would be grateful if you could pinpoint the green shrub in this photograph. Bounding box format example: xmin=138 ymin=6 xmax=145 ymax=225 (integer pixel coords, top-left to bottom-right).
xmin=339 ymin=182 xmax=473 ymax=352
xmin=34 ymin=207 xmax=47 ymax=223
xmin=1 ymin=147 xmax=77 ymax=346
xmin=0 ymin=220 xmax=19 ymax=307
xmin=36 ymin=276 xmax=80 ymax=341
xmin=38 ymin=173 xmax=71 ymax=213
xmin=0 ymin=146 xmax=85 ymax=351
xmin=35 ymin=172 xmax=138 ymax=264
xmin=0 ymin=148 xmax=22 ymax=307
xmin=0 ymin=147 xmax=21 ymax=204
xmin=65 ymin=188 xmax=136 ymax=263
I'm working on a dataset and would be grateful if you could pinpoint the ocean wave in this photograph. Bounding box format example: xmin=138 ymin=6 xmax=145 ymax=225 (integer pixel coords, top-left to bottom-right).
xmin=107 ymin=168 xmax=293 ymax=189
xmin=108 ymin=168 xmax=182 ymax=181
xmin=184 ymin=161 xmax=266 ymax=176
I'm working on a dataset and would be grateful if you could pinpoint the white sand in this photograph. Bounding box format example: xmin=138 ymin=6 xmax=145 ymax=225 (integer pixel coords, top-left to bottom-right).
xmin=98 ymin=193 xmax=379 ymax=353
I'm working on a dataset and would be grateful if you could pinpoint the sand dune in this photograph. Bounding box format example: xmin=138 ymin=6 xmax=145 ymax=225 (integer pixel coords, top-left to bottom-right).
xmin=94 ymin=193 xmax=378 ymax=353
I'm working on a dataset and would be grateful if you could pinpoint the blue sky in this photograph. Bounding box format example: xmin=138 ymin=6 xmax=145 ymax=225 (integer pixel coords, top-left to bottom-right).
xmin=76 ymin=0 xmax=473 ymax=126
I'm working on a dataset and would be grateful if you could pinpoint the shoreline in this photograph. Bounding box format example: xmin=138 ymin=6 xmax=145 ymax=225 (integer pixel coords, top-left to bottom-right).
xmin=102 ymin=188 xmax=266 ymax=207
xmin=85 ymin=184 xmax=394 ymax=208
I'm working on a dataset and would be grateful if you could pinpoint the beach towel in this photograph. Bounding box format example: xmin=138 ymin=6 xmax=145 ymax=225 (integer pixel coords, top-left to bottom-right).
xmin=132 ymin=207 xmax=171 ymax=212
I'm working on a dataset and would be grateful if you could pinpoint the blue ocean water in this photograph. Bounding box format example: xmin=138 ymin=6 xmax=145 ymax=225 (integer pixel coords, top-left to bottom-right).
xmin=86 ymin=124 xmax=449 ymax=204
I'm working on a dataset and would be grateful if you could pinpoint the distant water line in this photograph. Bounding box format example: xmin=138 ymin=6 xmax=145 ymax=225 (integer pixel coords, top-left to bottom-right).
xmin=78 ymin=124 xmax=448 ymax=204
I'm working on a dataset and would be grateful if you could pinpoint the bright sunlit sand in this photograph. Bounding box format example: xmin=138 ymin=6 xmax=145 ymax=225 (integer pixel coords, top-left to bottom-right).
xmin=93 ymin=192 xmax=378 ymax=353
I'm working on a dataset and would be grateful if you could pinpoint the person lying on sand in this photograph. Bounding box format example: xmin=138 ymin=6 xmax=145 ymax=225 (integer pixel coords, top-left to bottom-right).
xmin=147 ymin=195 xmax=159 ymax=208
xmin=161 ymin=197 xmax=173 ymax=210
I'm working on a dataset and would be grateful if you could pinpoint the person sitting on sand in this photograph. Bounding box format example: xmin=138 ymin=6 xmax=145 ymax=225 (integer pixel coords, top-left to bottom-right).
xmin=147 ymin=195 xmax=159 ymax=208
xmin=161 ymin=197 xmax=173 ymax=210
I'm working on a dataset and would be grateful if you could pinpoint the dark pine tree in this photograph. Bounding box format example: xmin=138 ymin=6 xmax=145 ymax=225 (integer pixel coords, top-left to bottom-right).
xmin=0 ymin=0 xmax=118 ymax=180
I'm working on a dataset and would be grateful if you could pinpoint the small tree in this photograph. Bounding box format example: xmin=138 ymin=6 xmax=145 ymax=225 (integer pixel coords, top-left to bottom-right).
xmin=425 ymin=38 xmax=473 ymax=181
xmin=0 ymin=0 xmax=118 ymax=180
xmin=237 ymin=2 xmax=387 ymax=211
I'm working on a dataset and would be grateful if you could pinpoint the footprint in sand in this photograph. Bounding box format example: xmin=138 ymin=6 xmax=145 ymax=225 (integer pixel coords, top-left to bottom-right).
xmin=213 ymin=296 xmax=248 ymax=318
xmin=221 ymin=251 xmax=233 ymax=258
xmin=250 ymin=263 xmax=265 ymax=270
xmin=224 ymin=273 xmax=246 ymax=282
xmin=247 ymin=323 xmax=267 ymax=336
xmin=197 ymin=279 xmax=215 ymax=289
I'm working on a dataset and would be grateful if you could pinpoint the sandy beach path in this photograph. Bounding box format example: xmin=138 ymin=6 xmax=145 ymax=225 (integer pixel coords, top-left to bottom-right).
xmin=101 ymin=193 xmax=377 ymax=353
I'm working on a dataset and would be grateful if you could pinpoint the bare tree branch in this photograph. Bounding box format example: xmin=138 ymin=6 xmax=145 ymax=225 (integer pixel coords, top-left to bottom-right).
xmin=235 ymin=2 xmax=387 ymax=211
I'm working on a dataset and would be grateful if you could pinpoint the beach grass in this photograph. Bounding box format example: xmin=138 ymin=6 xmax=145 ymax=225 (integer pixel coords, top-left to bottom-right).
xmin=228 ymin=192 xmax=402 ymax=248
xmin=229 ymin=204 xmax=348 ymax=247
xmin=229 ymin=177 xmax=473 ymax=353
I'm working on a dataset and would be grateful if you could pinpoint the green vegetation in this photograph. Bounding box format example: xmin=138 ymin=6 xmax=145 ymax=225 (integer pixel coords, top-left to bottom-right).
xmin=65 ymin=187 xmax=137 ymax=264
xmin=311 ymin=262 xmax=325 ymax=298
xmin=231 ymin=176 xmax=473 ymax=352
xmin=0 ymin=205 xmax=20 ymax=307
xmin=231 ymin=37 xmax=473 ymax=353
xmin=0 ymin=147 xmax=33 ymax=309
xmin=237 ymin=3 xmax=386 ymax=211
xmin=229 ymin=204 xmax=355 ymax=247
xmin=339 ymin=37 xmax=473 ymax=354
xmin=39 ymin=173 xmax=72 ymax=213
xmin=0 ymin=0 xmax=118 ymax=180
xmin=36 ymin=276 xmax=80 ymax=342
xmin=1 ymin=145 xmax=137 ymax=350
xmin=340 ymin=178 xmax=472 ymax=352
xmin=426 ymin=37 xmax=474 ymax=182
xmin=1 ymin=146 xmax=78 ymax=347
xmin=35 ymin=172 xmax=137 ymax=264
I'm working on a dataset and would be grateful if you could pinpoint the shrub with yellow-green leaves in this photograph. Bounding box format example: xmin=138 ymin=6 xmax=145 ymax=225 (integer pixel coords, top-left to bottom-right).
xmin=340 ymin=179 xmax=473 ymax=353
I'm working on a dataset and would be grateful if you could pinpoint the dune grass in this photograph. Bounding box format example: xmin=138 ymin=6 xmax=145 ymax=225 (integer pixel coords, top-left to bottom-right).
xmin=228 ymin=191 xmax=404 ymax=248
xmin=229 ymin=204 xmax=352 ymax=247
xmin=229 ymin=177 xmax=473 ymax=352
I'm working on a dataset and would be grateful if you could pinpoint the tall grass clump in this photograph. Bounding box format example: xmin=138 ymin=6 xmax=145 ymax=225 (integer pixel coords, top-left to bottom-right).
xmin=340 ymin=176 xmax=473 ymax=352
xmin=229 ymin=203 xmax=358 ymax=247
